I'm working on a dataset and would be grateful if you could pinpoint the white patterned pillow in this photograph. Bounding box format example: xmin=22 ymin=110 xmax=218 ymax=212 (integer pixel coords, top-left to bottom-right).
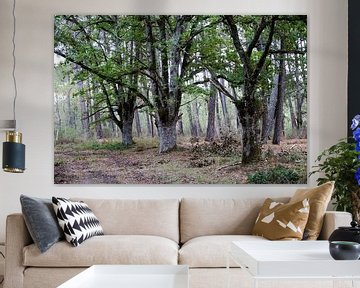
xmin=52 ymin=197 xmax=104 ymax=246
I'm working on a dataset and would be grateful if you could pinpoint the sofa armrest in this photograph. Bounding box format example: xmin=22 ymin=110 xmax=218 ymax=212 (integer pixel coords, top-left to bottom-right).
xmin=4 ymin=213 xmax=33 ymax=288
xmin=318 ymin=211 xmax=352 ymax=240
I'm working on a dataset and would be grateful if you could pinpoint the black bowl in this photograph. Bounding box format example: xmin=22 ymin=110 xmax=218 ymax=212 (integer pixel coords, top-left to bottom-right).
xmin=329 ymin=241 xmax=360 ymax=260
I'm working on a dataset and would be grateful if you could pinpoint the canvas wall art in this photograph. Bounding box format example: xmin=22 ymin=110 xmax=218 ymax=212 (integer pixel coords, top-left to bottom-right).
xmin=54 ymin=15 xmax=307 ymax=184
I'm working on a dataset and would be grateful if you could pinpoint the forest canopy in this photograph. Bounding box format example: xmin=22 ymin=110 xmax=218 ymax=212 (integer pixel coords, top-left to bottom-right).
xmin=54 ymin=15 xmax=307 ymax=184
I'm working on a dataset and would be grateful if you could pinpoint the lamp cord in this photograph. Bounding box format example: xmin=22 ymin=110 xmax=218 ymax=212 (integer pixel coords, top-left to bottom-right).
xmin=11 ymin=0 xmax=17 ymax=129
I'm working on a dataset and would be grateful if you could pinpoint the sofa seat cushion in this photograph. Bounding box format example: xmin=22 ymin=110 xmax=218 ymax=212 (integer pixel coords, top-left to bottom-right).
xmin=23 ymin=235 xmax=179 ymax=267
xmin=179 ymin=235 xmax=267 ymax=268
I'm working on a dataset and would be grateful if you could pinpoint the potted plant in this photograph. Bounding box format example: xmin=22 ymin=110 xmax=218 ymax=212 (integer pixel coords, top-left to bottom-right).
xmin=310 ymin=115 xmax=360 ymax=222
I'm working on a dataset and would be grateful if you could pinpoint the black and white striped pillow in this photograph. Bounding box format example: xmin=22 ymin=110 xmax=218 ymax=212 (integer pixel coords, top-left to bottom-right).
xmin=52 ymin=197 xmax=104 ymax=247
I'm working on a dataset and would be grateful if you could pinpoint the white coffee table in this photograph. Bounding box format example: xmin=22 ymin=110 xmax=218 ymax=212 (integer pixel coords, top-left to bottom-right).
xmin=57 ymin=265 xmax=189 ymax=288
xmin=228 ymin=241 xmax=360 ymax=288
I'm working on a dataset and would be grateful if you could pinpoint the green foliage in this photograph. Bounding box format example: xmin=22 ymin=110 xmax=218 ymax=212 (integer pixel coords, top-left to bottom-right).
xmin=247 ymin=165 xmax=301 ymax=184
xmin=310 ymin=140 xmax=360 ymax=212
xmin=55 ymin=128 xmax=80 ymax=144
xmin=80 ymin=141 xmax=130 ymax=151
xmin=54 ymin=14 xmax=307 ymax=153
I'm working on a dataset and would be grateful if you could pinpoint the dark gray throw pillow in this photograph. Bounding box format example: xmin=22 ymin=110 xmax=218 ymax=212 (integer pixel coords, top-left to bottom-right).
xmin=20 ymin=195 xmax=64 ymax=253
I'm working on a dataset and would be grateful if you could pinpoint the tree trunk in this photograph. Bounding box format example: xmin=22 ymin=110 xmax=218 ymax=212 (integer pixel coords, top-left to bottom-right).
xmin=272 ymin=40 xmax=286 ymax=145
xmin=216 ymin=91 xmax=223 ymax=136
xmin=88 ymin=87 xmax=104 ymax=140
xmin=102 ymin=83 xmax=135 ymax=146
xmin=54 ymin=94 xmax=62 ymax=141
xmin=122 ymin=117 xmax=134 ymax=146
xmin=187 ymin=103 xmax=198 ymax=137
xmin=177 ymin=116 xmax=184 ymax=136
xmin=288 ymin=93 xmax=297 ymax=134
xmin=261 ymin=73 xmax=278 ymax=142
xmin=238 ymin=105 xmax=262 ymax=164
xmin=146 ymin=111 xmax=153 ymax=137
xmin=118 ymin=98 xmax=135 ymax=146
xmin=232 ymin=86 xmax=241 ymax=130
xmin=157 ymin=120 xmax=177 ymax=152
xmin=66 ymin=90 xmax=75 ymax=128
xmin=94 ymin=110 xmax=104 ymax=139
xmin=109 ymin=120 xmax=116 ymax=137
xmin=79 ymin=94 xmax=90 ymax=139
xmin=235 ymin=85 xmax=263 ymax=164
xmin=219 ymin=79 xmax=231 ymax=130
xmin=134 ymin=109 xmax=142 ymax=137
xmin=193 ymin=100 xmax=203 ymax=136
xmin=205 ymin=83 xmax=216 ymax=142
xmin=294 ymin=53 xmax=305 ymax=136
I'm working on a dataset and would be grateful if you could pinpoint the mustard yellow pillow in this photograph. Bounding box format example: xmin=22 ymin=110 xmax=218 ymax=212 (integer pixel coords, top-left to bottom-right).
xmin=289 ymin=181 xmax=334 ymax=240
xmin=252 ymin=198 xmax=310 ymax=240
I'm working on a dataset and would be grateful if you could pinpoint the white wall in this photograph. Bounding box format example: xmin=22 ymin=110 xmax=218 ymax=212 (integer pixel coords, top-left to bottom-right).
xmin=0 ymin=0 xmax=348 ymax=242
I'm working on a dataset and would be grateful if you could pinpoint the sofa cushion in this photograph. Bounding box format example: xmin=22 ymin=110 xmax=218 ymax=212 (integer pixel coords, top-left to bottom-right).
xmin=72 ymin=198 xmax=179 ymax=243
xmin=252 ymin=198 xmax=310 ymax=240
xmin=52 ymin=197 xmax=104 ymax=247
xmin=20 ymin=195 xmax=64 ymax=253
xmin=23 ymin=235 xmax=178 ymax=267
xmin=290 ymin=181 xmax=334 ymax=240
xmin=180 ymin=198 xmax=289 ymax=243
xmin=179 ymin=235 xmax=267 ymax=268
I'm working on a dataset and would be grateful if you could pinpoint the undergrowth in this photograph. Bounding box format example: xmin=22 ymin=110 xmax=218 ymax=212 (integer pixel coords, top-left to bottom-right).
xmin=247 ymin=165 xmax=302 ymax=184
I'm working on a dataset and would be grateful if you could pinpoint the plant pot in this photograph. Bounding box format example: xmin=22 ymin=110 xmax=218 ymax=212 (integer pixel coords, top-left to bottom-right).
xmin=329 ymin=221 xmax=360 ymax=244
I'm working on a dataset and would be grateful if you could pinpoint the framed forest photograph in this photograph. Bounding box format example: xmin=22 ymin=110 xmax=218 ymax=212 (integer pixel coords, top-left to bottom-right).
xmin=54 ymin=15 xmax=307 ymax=184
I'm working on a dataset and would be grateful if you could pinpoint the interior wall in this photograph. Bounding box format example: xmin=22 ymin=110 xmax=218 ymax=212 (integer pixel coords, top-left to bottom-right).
xmin=0 ymin=0 xmax=347 ymax=242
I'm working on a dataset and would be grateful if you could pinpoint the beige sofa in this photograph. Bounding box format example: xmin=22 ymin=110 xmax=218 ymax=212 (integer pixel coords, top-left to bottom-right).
xmin=4 ymin=198 xmax=352 ymax=288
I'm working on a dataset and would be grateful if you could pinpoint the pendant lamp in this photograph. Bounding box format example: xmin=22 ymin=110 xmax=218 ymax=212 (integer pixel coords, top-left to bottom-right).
xmin=1 ymin=0 xmax=25 ymax=173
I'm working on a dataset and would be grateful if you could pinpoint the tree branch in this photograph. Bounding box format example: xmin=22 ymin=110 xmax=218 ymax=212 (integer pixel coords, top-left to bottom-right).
xmin=223 ymin=16 xmax=251 ymax=76
xmin=252 ymin=16 xmax=277 ymax=82
xmin=247 ymin=16 xmax=268 ymax=56
xmin=210 ymin=77 xmax=236 ymax=102
xmin=100 ymin=82 xmax=122 ymax=128
xmin=54 ymin=50 xmax=116 ymax=83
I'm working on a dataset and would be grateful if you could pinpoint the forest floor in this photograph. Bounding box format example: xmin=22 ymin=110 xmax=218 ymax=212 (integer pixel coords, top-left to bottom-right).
xmin=54 ymin=137 xmax=307 ymax=184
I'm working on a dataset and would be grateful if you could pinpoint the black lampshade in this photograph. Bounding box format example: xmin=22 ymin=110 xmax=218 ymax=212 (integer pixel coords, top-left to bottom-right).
xmin=2 ymin=131 xmax=25 ymax=173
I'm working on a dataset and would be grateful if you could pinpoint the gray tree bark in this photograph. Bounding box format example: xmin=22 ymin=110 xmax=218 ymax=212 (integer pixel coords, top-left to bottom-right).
xmin=272 ymin=39 xmax=286 ymax=145
xmin=146 ymin=111 xmax=153 ymax=137
xmin=261 ymin=73 xmax=279 ymax=142
xmin=205 ymin=83 xmax=217 ymax=142
xmin=219 ymin=79 xmax=231 ymax=130
xmin=79 ymin=93 xmax=90 ymax=139
xmin=54 ymin=94 xmax=62 ymax=141
xmin=187 ymin=103 xmax=198 ymax=137
xmin=66 ymin=89 xmax=76 ymax=129
xmin=157 ymin=121 xmax=177 ymax=153
xmin=134 ymin=109 xmax=142 ymax=138
xmin=193 ymin=100 xmax=203 ymax=136
xmin=177 ymin=116 xmax=184 ymax=136
xmin=94 ymin=109 xmax=104 ymax=139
